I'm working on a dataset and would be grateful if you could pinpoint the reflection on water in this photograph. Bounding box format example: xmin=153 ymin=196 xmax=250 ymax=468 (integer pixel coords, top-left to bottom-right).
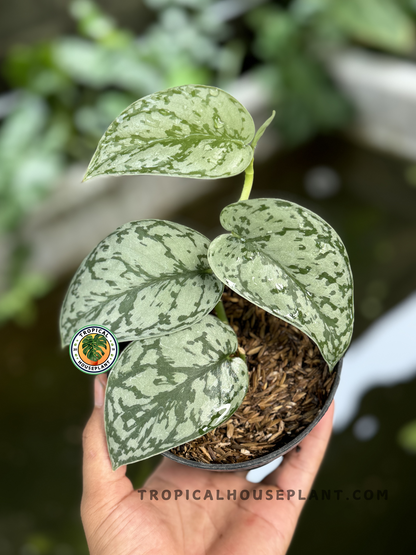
xmin=246 ymin=456 xmax=283 ymax=483
xmin=335 ymin=292 xmax=416 ymax=431
xmin=353 ymin=415 xmax=379 ymax=441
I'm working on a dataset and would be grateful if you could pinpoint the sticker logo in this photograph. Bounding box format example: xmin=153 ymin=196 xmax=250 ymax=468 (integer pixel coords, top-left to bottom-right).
xmin=69 ymin=325 xmax=119 ymax=374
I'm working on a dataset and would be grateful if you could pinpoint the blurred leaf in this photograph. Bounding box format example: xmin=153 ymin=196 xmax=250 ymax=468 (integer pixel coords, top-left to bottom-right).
xmin=71 ymin=0 xmax=116 ymax=39
xmin=216 ymin=39 xmax=246 ymax=86
xmin=0 ymin=94 xmax=67 ymax=232
xmin=53 ymin=37 xmax=162 ymax=94
xmin=53 ymin=37 xmax=117 ymax=88
xmin=291 ymin=0 xmax=328 ymax=21
xmin=13 ymin=154 xmax=63 ymax=209
xmin=403 ymin=0 xmax=416 ymax=15
xmin=74 ymin=91 xmax=137 ymax=137
xmin=145 ymin=0 xmax=212 ymax=10
xmin=397 ymin=420 xmax=416 ymax=454
xmin=249 ymin=6 xmax=299 ymax=60
xmin=247 ymin=4 xmax=351 ymax=145
xmin=326 ymin=0 xmax=415 ymax=53
xmin=0 ymin=274 xmax=51 ymax=326
xmin=3 ymin=43 xmax=70 ymax=96
xmin=25 ymin=533 xmax=53 ymax=555
xmin=71 ymin=0 xmax=134 ymax=47
xmin=0 ymin=94 xmax=47 ymax=156
xmin=164 ymin=61 xmax=211 ymax=88
xmin=275 ymin=58 xmax=351 ymax=145
xmin=405 ymin=165 xmax=416 ymax=187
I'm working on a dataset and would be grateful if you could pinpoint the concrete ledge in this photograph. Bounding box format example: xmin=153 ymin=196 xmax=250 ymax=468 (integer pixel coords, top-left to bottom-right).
xmin=327 ymin=48 xmax=416 ymax=161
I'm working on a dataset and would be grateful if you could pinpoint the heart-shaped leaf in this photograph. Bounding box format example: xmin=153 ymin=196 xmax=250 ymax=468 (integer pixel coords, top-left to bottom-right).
xmin=208 ymin=199 xmax=354 ymax=370
xmin=105 ymin=315 xmax=248 ymax=468
xmin=83 ymin=84 xmax=255 ymax=181
xmin=60 ymin=220 xmax=223 ymax=346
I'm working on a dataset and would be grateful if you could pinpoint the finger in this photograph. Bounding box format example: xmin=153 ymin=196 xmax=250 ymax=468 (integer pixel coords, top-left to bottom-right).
xmin=82 ymin=375 xmax=132 ymax=504
xmin=264 ymin=402 xmax=334 ymax=510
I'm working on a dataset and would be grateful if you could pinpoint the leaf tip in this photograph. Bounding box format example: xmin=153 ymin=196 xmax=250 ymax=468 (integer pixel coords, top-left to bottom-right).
xmin=108 ymin=451 xmax=120 ymax=471
xmin=251 ymin=111 xmax=276 ymax=150
xmin=82 ymin=171 xmax=92 ymax=183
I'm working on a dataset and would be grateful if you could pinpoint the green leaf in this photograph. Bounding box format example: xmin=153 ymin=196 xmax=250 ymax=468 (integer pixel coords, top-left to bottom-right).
xmin=397 ymin=419 xmax=416 ymax=454
xmin=83 ymin=84 xmax=255 ymax=181
xmin=54 ymin=37 xmax=162 ymax=93
xmin=327 ymin=0 xmax=415 ymax=53
xmin=251 ymin=111 xmax=275 ymax=150
xmin=81 ymin=334 xmax=107 ymax=361
xmin=105 ymin=315 xmax=248 ymax=468
xmin=60 ymin=220 xmax=223 ymax=346
xmin=208 ymin=198 xmax=354 ymax=370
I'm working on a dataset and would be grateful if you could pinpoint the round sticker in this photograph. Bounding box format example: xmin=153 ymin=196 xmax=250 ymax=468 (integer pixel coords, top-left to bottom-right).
xmin=69 ymin=325 xmax=119 ymax=374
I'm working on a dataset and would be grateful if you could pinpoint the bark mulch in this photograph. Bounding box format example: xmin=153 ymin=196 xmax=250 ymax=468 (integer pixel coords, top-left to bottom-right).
xmin=170 ymin=289 xmax=336 ymax=464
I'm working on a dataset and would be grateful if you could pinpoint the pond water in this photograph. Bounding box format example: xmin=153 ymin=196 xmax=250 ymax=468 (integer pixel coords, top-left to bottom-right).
xmin=1 ymin=135 xmax=416 ymax=554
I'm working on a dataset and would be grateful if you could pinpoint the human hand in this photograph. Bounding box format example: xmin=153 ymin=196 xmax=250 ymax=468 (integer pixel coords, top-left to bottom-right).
xmin=81 ymin=374 xmax=334 ymax=555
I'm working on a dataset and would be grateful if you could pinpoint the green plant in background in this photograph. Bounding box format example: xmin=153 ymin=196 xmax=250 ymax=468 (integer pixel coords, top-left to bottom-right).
xmin=2 ymin=0 xmax=239 ymax=160
xmin=60 ymin=85 xmax=354 ymax=468
xmin=0 ymin=0 xmax=243 ymax=325
xmin=397 ymin=419 xmax=416 ymax=454
xmin=1 ymin=0 xmax=416 ymax=326
xmin=313 ymin=0 xmax=415 ymax=52
xmin=247 ymin=0 xmax=416 ymax=144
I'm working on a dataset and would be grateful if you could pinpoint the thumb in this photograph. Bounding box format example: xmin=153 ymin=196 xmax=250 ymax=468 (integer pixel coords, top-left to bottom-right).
xmin=82 ymin=375 xmax=132 ymax=512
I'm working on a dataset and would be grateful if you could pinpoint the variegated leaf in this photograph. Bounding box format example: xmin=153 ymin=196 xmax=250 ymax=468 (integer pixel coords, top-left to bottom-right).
xmin=60 ymin=220 xmax=223 ymax=346
xmin=208 ymin=199 xmax=354 ymax=370
xmin=84 ymin=84 xmax=255 ymax=181
xmin=105 ymin=315 xmax=248 ymax=468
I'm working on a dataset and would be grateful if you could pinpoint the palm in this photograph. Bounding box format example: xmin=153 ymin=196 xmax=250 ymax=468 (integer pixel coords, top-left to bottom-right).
xmin=85 ymin=459 xmax=295 ymax=555
xmin=82 ymin=375 xmax=333 ymax=555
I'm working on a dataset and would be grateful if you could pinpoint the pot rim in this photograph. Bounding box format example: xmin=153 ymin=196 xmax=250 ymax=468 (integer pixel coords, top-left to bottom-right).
xmin=162 ymin=358 xmax=343 ymax=472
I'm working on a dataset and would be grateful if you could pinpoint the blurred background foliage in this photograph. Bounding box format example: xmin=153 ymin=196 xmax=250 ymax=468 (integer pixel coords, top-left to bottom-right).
xmin=1 ymin=0 xmax=416 ymax=324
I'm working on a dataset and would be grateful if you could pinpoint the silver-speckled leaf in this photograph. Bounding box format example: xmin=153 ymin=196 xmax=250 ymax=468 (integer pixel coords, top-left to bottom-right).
xmin=208 ymin=199 xmax=354 ymax=370
xmin=84 ymin=85 xmax=255 ymax=181
xmin=105 ymin=315 xmax=248 ymax=468
xmin=60 ymin=220 xmax=223 ymax=346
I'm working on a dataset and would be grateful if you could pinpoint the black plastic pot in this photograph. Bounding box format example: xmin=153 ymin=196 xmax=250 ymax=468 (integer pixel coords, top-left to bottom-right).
xmin=163 ymin=358 xmax=342 ymax=472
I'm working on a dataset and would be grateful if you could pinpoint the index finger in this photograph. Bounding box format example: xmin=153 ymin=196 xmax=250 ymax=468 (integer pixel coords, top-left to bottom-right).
xmin=82 ymin=375 xmax=132 ymax=503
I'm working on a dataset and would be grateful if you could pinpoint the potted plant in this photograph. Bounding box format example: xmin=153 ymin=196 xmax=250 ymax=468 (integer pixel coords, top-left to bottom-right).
xmin=60 ymin=85 xmax=354 ymax=472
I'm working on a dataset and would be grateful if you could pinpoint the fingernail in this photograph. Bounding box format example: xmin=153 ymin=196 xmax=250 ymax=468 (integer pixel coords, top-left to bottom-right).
xmin=94 ymin=376 xmax=105 ymax=408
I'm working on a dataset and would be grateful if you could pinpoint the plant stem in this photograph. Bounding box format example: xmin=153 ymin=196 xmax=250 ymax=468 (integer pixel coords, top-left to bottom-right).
xmin=237 ymin=348 xmax=246 ymax=363
xmin=238 ymin=111 xmax=275 ymax=202
xmin=214 ymin=300 xmax=230 ymax=326
xmin=239 ymin=158 xmax=254 ymax=201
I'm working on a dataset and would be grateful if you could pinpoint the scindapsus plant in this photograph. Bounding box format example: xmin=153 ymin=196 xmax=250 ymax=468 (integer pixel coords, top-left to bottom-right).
xmin=60 ymin=85 xmax=354 ymax=470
